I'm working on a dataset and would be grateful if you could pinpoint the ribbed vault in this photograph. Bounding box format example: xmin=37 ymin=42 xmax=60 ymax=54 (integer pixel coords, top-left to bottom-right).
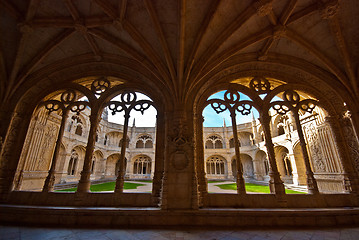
xmin=1 ymin=0 xmax=358 ymax=106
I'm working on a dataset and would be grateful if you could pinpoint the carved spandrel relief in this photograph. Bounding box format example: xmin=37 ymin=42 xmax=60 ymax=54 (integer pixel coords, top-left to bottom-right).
xmin=37 ymin=124 xmax=58 ymax=171
xmin=168 ymin=113 xmax=193 ymax=171
xmin=304 ymin=122 xmax=326 ymax=172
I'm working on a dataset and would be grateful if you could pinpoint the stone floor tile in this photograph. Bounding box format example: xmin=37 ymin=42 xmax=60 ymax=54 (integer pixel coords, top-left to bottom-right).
xmin=2 ymin=225 xmax=359 ymax=240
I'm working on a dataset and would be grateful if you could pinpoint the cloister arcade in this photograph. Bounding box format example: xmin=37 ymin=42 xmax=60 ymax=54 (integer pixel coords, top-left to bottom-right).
xmin=4 ymin=76 xmax=353 ymax=199
xmin=1 ymin=0 xmax=359 ymax=227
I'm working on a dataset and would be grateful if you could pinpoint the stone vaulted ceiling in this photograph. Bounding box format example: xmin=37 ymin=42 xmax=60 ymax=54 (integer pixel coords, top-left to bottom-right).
xmin=0 ymin=0 xmax=358 ymax=105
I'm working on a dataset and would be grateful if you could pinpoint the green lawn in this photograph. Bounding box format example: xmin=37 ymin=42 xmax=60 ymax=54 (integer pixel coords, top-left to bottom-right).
xmin=135 ymin=180 xmax=153 ymax=183
xmin=207 ymin=180 xmax=225 ymax=183
xmin=55 ymin=181 xmax=145 ymax=192
xmin=215 ymin=183 xmax=305 ymax=194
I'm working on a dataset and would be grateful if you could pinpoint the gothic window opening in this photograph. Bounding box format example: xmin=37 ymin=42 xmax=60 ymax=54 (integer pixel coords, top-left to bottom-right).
xmin=205 ymin=135 xmax=223 ymax=149
xmin=71 ymin=115 xmax=84 ymax=136
xmin=67 ymin=150 xmax=79 ymax=176
xmin=75 ymin=125 xmax=83 ymax=136
xmin=203 ymin=88 xmax=261 ymax=194
xmin=206 ymin=156 xmax=226 ymax=175
xmin=278 ymin=125 xmax=285 ymax=135
xmin=135 ymin=135 xmax=153 ymax=148
xmin=133 ymin=155 xmax=152 ymax=175
xmin=105 ymin=90 xmax=156 ymax=191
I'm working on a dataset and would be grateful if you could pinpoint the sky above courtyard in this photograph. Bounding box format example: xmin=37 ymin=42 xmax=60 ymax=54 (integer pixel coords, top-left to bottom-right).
xmin=107 ymin=91 xmax=260 ymax=127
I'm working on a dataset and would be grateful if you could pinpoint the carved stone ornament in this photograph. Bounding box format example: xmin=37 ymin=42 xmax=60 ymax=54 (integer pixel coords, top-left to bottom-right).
xmin=305 ymin=122 xmax=326 ymax=172
xmin=171 ymin=151 xmax=189 ymax=170
xmin=91 ymin=77 xmax=111 ymax=95
xmin=254 ymin=0 xmax=273 ymax=17
xmin=320 ymin=0 xmax=339 ymax=19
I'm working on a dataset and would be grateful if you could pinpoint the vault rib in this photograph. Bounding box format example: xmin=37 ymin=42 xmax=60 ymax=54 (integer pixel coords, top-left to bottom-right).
xmin=183 ymin=0 xmax=221 ymax=93
xmin=144 ymin=0 xmax=176 ymax=90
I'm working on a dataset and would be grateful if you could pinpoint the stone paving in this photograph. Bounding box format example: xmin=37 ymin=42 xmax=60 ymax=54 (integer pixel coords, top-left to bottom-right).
xmin=1 ymin=225 xmax=359 ymax=240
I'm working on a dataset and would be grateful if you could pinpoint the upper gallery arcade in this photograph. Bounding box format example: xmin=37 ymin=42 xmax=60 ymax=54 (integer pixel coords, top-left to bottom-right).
xmin=0 ymin=0 xmax=359 ymax=227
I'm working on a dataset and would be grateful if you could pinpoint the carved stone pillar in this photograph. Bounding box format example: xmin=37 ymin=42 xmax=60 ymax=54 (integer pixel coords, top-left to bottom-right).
xmin=325 ymin=115 xmax=359 ymax=194
xmin=195 ymin=114 xmax=207 ymax=205
xmin=152 ymin=113 xmax=165 ymax=205
xmin=0 ymin=112 xmax=32 ymax=200
xmin=161 ymin=110 xmax=198 ymax=210
xmin=231 ymin=113 xmax=246 ymax=194
xmin=77 ymin=112 xmax=100 ymax=193
xmin=260 ymin=114 xmax=286 ymax=196
xmin=43 ymin=111 xmax=69 ymax=192
xmin=114 ymin=112 xmax=130 ymax=193
xmin=293 ymin=111 xmax=319 ymax=194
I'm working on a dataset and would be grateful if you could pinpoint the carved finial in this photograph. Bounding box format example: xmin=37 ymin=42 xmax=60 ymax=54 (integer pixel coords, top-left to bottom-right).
xmin=254 ymin=0 xmax=273 ymax=17
xmin=320 ymin=0 xmax=340 ymax=19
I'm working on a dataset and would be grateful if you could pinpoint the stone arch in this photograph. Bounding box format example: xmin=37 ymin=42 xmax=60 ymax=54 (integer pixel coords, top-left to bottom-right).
xmin=274 ymin=146 xmax=292 ymax=183
xmin=205 ymin=134 xmax=224 ymax=149
xmin=106 ymin=153 xmax=120 ymax=178
xmin=136 ymin=134 xmax=153 ymax=149
xmin=67 ymin=145 xmax=86 ymax=177
xmin=254 ymin=150 xmax=269 ymax=178
xmin=92 ymin=150 xmax=104 ymax=176
xmin=240 ymin=154 xmax=254 ymax=178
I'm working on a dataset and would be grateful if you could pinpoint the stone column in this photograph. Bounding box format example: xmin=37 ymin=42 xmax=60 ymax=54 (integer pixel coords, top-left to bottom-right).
xmin=152 ymin=113 xmax=165 ymax=204
xmin=292 ymin=111 xmax=319 ymax=194
xmin=114 ymin=112 xmax=130 ymax=193
xmin=43 ymin=111 xmax=68 ymax=192
xmin=0 ymin=112 xmax=32 ymax=200
xmin=195 ymin=114 xmax=207 ymax=203
xmin=13 ymin=117 xmax=37 ymax=191
xmin=230 ymin=112 xmax=246 ymax=194
xmin=77 ymin=111 xmax=100 ymax=193
xmin=260 ymin=114 xmax=286 ymax=196
xmin=325 ymin=115 xmax=359 ymax=194
xmin=161 ymin=110 xmax=198 ymax=210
